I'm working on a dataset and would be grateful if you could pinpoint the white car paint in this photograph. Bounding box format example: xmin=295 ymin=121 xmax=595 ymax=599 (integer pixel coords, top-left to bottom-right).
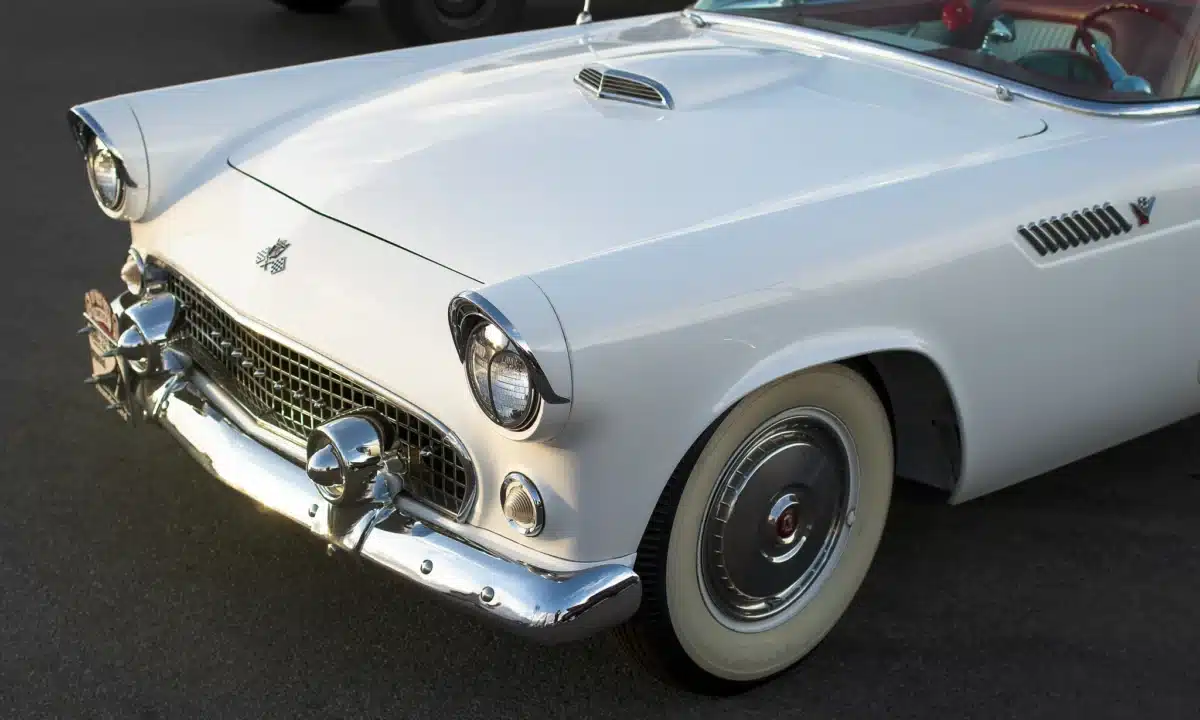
xmin=227 ymin=18 xmax=1049 ymax=282
xmin=79 ymin=11 xmax=1200 ymax=568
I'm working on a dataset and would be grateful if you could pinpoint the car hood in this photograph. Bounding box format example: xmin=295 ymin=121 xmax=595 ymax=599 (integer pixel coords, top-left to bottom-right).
xmin=229 ymin=14 xmax=1049 ymax=282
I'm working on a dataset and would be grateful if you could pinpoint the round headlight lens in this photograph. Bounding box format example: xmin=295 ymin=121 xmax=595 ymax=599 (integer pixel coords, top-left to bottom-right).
xmin=465 ymin=322 xmax=537 ymax=430
xmin=86 ymin=136 xmax=124 ymax=211
xmin=489 ymin=350 xmax=533 ymax=424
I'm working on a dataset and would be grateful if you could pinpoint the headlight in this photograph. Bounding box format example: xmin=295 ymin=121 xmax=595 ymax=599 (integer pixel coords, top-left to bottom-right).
xmin=68 ymin=105 xmax=145 ymax=221
xmin=465 ymin=322 xmax=538 ymax=430
xmin=448 ymin=289 xmax=571 ymax=437
xmin=86 ymin=136 xmax=125 ymax=213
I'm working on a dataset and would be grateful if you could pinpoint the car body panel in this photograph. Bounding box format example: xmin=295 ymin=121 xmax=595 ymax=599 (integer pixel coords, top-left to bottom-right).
xmin=79 ymin=11 xmax=1200 ymax=567
xmin=531 ymin=112 xmax=1200 ymax=541
xmin=227 ymin=14 xmax=1050 ymax=282
xmin=95 ymin=20 xmax=602 ymax=225
xmin=129 ymin=167 xmax=613 ymax=570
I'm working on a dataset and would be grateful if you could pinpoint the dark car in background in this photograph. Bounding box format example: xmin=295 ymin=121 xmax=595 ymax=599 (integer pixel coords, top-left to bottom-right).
xmin=273 ymin=0 xmax=662 ymax=44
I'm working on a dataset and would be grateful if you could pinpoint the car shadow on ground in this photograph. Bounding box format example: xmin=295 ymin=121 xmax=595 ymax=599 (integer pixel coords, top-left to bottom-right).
xmin=115 ymin=413 xmax=1197 ymax=717
xmin=10 ymin=1 xmax=1199 ymax=716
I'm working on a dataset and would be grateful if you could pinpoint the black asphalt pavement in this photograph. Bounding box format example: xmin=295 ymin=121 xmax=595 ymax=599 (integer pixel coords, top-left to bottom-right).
xmin=3 ymin=1 xmax=1199 ymax=718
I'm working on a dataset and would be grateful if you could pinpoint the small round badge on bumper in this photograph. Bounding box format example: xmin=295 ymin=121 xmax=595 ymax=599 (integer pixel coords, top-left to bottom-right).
xmin=305 ymin=411 xmax=396 ymax=506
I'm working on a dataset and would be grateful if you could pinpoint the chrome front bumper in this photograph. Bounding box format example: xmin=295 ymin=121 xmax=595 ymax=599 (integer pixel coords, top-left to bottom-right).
xmin=81 ymin=288 xmax=641 ymax=645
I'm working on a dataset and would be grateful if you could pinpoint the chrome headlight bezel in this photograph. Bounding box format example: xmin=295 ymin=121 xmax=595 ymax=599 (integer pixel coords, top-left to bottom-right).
xmin=449 ymin=291 xmax=570 ymax=433
xmin=67 ymin=106 xmax=143 ymax=221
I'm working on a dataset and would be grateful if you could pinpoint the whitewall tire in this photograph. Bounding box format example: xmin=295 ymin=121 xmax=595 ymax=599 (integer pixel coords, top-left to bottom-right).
xmin=616 ymin=364 xmax=894 ymax=694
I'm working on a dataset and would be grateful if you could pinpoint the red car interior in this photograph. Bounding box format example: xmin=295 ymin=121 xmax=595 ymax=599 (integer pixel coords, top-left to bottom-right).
xmin=767 ymin=0 xmax=1200 ymax=98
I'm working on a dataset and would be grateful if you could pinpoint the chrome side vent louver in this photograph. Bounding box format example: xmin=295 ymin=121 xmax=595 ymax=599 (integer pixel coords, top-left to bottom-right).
xmin=1017 ymin=203 xmax=1134 ymax=257
xmin=574 ymin=65 xmax=674 ymax=110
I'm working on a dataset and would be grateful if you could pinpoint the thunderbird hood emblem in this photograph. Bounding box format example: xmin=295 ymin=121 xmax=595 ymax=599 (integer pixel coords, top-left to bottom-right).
xmin=256 ymin=239 xmax=291 ymax=274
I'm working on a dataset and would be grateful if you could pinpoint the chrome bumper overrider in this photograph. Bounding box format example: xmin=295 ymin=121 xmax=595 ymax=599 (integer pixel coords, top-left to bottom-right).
xmin=81 ymin=286 xmax=641 ymax=644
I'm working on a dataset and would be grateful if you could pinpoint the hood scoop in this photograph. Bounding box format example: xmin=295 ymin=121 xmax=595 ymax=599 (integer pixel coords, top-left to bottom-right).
xmin=574 ymin=65 xmax=674 ymax=110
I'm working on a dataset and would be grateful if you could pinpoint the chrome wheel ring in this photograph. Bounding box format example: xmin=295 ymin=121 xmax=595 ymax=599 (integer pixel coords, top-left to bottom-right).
xmin=698 ymin=407 xmax=859 ymax=632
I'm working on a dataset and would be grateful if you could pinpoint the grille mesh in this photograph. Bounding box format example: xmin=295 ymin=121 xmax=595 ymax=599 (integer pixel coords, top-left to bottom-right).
xmin=165 ymin=271 xmax=474 ymax=518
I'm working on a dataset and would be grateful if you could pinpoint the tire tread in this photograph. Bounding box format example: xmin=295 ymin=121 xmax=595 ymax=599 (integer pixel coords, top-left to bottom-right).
xmin=613 ymin=366 xmax=883 ymax=695
xmin=612 ymin=415 xmax=757 ymax=696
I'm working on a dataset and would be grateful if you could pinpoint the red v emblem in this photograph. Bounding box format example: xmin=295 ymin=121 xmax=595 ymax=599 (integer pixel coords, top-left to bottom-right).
xmin=1130 ymin=196 xmax=1155 ymax=227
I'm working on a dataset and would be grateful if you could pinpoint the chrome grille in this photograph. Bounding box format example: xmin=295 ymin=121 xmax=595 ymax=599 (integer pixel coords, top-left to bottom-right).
xmin=165 ymin=271 xmax=475 ymax=518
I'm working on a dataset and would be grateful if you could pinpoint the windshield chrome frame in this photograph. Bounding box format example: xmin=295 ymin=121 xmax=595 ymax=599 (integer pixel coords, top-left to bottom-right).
xmin=687 ymin=10 xmax=1200 ymax=119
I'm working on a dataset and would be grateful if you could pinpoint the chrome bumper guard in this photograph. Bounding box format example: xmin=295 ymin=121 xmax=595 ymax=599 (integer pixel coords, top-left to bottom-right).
xmin=81 ymin=286 xmax=641 ymax=644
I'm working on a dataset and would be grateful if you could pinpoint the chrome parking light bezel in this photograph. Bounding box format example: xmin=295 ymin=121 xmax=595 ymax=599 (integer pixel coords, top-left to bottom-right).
xmin=501 ymin=472 xmax=546 ymax=537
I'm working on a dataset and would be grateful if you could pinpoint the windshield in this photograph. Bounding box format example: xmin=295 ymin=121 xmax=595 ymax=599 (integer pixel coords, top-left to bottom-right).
xmin=692 ymin=0 xmax=1200 ymax=103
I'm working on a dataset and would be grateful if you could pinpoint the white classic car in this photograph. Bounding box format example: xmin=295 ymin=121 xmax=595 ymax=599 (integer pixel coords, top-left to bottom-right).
xmin=70 ymin=0 xmax=1200 ymax=695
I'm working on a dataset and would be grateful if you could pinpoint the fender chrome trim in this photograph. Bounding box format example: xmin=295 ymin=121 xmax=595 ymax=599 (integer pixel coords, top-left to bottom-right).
xmin=449 ymin=290 xmax=571 ymax=405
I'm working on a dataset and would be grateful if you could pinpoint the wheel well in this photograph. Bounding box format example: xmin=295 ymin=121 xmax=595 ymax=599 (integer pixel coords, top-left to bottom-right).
xmin=653 ymin=350 xmax=963 ymax=534
xmin=849 ymin=351 xmax=962 ymax=493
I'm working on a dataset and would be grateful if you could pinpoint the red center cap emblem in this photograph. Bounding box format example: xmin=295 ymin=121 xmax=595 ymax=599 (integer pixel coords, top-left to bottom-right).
xmin=777 ymin=507 xmax=798 ymax=538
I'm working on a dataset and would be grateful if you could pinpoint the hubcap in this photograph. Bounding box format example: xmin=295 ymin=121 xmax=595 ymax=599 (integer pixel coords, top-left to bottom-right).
xmin=698 ymin=407 xmax=859 ymax=631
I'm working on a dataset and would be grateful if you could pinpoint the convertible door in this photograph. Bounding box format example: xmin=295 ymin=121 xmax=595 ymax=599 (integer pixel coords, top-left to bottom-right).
xmin=954 ymin=113 xmax=1200 ymax=501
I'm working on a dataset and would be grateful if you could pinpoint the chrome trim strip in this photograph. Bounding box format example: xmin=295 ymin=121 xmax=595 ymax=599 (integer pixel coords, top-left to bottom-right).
xmin=158 ymin=258 xmax=480 ymax=520
xmin=682 ymin=8 xmax=708 ymax=28
xmin=149 ymin=373 xmax=641 ymax=643
xmin=192 ymin=372 xmax=307 ymax=463
xmin=68 ymin=106 xmax=123 ymax=162
xmin=449 ymin=290 xmax=571 ymax=405
xmin=689 ymin=11 xmax=1200 ymax=119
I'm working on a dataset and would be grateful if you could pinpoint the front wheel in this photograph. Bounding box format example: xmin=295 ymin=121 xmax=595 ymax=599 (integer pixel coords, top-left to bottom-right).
xmin=378 ymin=0 xmax=526 ymax=45
xmin=271 ymin=0 xmax=352 ymax=13
xmin=615 ymin=364 xmax=894 ymax=695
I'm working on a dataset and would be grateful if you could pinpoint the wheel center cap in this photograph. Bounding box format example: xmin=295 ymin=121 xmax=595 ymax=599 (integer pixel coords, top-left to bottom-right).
xmin=698 ymin=410 xmax=859 ymax=627
xmin=776 ymin=506 xmax=798 ymax=539
xmin=765 ymin=490 xmax=806 ymax=552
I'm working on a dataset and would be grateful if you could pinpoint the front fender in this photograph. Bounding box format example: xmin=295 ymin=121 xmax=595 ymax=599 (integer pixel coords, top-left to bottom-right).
xmin=66 ymin=102 xmax=150 ymax=221
xmin=68 ymin=21 xmax=596 ymax=222
xmin=713 ymin=325 xmax=939 ymax=415
xmin=451 ymin=275 xmax=575 ymax=442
